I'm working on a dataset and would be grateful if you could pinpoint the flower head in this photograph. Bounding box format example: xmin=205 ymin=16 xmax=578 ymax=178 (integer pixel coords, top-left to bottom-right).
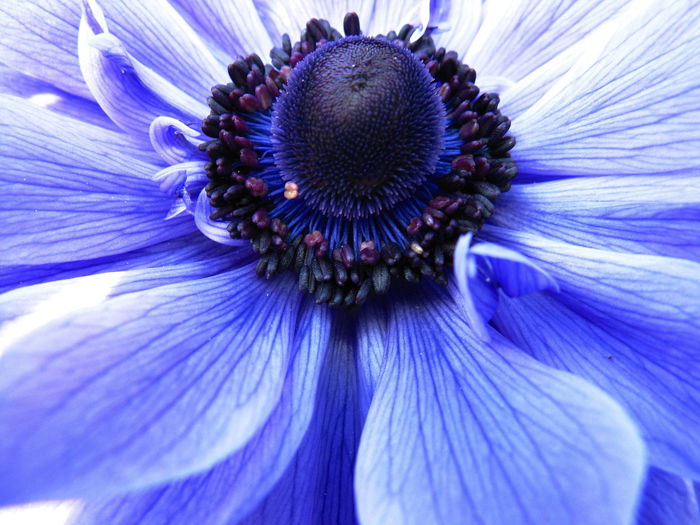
xmin=0 ymin=1 xmax=699 ymax=525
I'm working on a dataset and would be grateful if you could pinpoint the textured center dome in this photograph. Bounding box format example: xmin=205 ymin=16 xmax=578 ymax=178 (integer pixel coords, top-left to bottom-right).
xmin=272 ymin=36 xmax=445 ymax=219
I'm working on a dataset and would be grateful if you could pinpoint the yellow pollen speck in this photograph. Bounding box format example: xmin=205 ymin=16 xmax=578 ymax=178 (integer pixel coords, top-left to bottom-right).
xmin=410 ymin=242 xmax=424 ymax=255
xmin=284 ymin=181 xmax=299 ymax=199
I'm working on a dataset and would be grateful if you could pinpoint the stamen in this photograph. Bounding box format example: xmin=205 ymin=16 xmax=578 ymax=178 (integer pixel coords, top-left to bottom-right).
xmin=196 ymin=13 xmax=517 ymax=308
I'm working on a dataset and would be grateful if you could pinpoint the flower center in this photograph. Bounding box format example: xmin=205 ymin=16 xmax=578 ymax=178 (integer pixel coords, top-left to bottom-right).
xmin=272 ymin=37 xmax=444 ymax=219
xmin=197 ymin=13 xmax=518 ymax=307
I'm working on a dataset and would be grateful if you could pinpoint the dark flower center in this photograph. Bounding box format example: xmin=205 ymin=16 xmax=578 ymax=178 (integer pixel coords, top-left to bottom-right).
xmin=198 ymin=13 xmax=518 ymax=308
xmin=272 ymin=37 xmax=444 ymax=219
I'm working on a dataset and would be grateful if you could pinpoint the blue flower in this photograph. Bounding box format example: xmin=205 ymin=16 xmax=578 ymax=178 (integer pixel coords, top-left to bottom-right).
xmin=0 ymin=1 xmax=699 ymax=524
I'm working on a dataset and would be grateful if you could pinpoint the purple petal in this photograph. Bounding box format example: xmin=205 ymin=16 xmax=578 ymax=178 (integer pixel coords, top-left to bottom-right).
xmin=637 ymin=468 xmax=700 ymax=525
xmin=170 ymin=0 xmax=274 ymax=61
xmin=0 ymin=97 xmax=194 ymax=265
xmin=85 ymin=0 xmax=224 ymax=102
xmin=484 ymin=226 xmax=700 ymax=353
xmin=0 ymin=1 xmax=89 ymax=98
xmin=149 ymin=117 xmax=206 ymax=165
xmin=493 ymin=174 xmax=700 ymax=262
xmin=78 ymin=1 xmax=208 ymax=137
xmin=463 ymin=0 xmax=633 ymax=80
xmin=239 ymin=311 xmax=365 ymax=525
xmin=0 ymin=234 xmax=246 ymax=294
xmin=514 ymin=2 xmax=700 ymax=177
xmin=74 ymin=303 xmax=332 ymax=525
xmin=495 ymin=291 xmax=700 ymax=477
xmin=429 ymin=0 xmax=482 ymax=56
xmin=355 ymin=285 xmax=645 ymax=525
xmin=194 ymin=189 xmax=249 ymax=246
xmin=0 ymin=265 xmax=304 ymax=503
xmin=0 ymin=63 xmax=114 ymax=129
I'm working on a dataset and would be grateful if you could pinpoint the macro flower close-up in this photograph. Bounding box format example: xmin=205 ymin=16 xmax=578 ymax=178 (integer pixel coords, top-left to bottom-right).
xmin=1 ymin=0 xmax=699 ymax=523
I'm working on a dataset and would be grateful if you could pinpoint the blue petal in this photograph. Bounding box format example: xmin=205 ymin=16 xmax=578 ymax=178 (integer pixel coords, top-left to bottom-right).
xmin=453 ymin=233 xmax=496 ymax=340
xmin=0 ymin=1 xmax=90 ymax=98
xmin=471 ymin=241 xmax=559 ymax=297
xmin=78 ymin=1 xmax=208 ymax=137
xmin=85 ymin=0 xmax=224 ymax=102
xmin=428 ymin=0 xmax=482 ymax=56
xmin=74 ymin=303 xmax=331 ymax=525
xmin=364 ymin=0 xmax=427 ymax=36
xmin=170 ymin=0 xmax=274 ymax=62
xmin=0 ymin=265 xmax=305 ymax=503
xmin=0 ymin=97 xmax=193 ymax=264
xmin=494 ymin=292 xmax=700 ymax=478
xmin=514 ymin=1 xmax=700 ymax=177
xmin=484 ymin=226 xmax=700 ymax=353
xmin=0 ymin=234 xmax=245 ymax=294
xmin=458 ymin=0 xmax=633 ymax=79
xmin=493 ymin=175 xmax=700 ymax=262
xmin=239 ymin=311 xmax=364 ymax=525
xmin=149 ymin=117 xmax=206 ymax=165
xmin=637 ymin=468 xmax=700 ymax=525
xmin=355 ymin=284 xmax=645 ymax=525
xmin=453 ymin=235 xmax=555 ymax=340
xmin=0 ymin=63 xmax=114 ymax=130
xmin=194 ymin=189 xmax=249 ymax=246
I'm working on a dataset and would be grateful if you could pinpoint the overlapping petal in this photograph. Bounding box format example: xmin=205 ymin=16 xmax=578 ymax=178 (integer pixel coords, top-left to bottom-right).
xmin=494 ymin=292 xmax=700 ymax=477
xmin=492 ymin=175 xmax=700 ymax=262
xmin=0 ymin=97 xmax=192 ymax=265
xmin=484 ymin=227 xmax=700 ymax=354
xmin=514 ymin=0 xmax=700 ymax=177
xmin=74 ymin=303 xmax=331 ymax=525
xmin=239 ymin=312 xmax=364 ymax=525
xmin=355 ymin=285 xmax=645 ymax=525
xmin=637 ymin=468 xmax=700 ymax=525
xmin=0 ymin=264 xmax=304 ymax=503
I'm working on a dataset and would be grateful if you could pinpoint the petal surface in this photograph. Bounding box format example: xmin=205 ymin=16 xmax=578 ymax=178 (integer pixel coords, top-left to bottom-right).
xmin=0 ymin=1 xmax=89 ymax=98
xmin=514 ymin=0 xmax=700 ymax=177
xmin=493 ymin=175 xmax=700 ymax=262
xmin=239 ymin=311 xmax=364 ymax=525
xmin=484 ymin=227 xmax=700 ymax=353
xmin=74 ymin=303 xmax=331 ymax=525
xmin=0 ymin=264 xmax=304 ymax=503
xmin=355 ymin=285 xmax=645 ymax=525
xmin=0 ymin=97 xmax=191 ymax=265
xmin=637 ymin=468 xmax=699 ymax=525
xmin=461 ymin=0 xmax=633 ymax=79
xmin=495 ymin=292 xmax=700 ymax=477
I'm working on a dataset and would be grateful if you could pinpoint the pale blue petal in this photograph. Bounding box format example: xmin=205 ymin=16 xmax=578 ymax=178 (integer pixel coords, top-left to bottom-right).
xmin=483 ymin=226 xmax=700 ymax=354
xmin=453 ymin=233 xmax=493 ymax=340
xmin=429 ymin=0 xmax=482 ymax=56
xmin=0 ymin=63 xmax=114 ymax=129
xmin=462 ymin=0 xmax=633 ymax=79
xmin=495 ymin=292 xmax=700 ymax=477
xmin=0 ymin=265 xmax=304 ymax=503
xmin=88 ymin=0 xmax=225 ymax=102
xmin=0 ymin=234 xmax=245 ymax=294
xmin=365 ymin=0 xmax=426 ymax=36
xmin=493 ymin=175 xmax=700 ymax=262
xmin=79 ymin=1 xmax=208 ymax=137
xmin=239 ymin=311 xmax=363 ymax=525
xmin=171 ymin=0 xmax=274 ymax=61
xmin=637 ymin=468 xmax=700 ymax=525
xmin=355 ymin=285 xmax=645 ymax=525
xmin=149 ymin=117 xmax=206 ymax=165
xmin=0 ymin=1 xmax=90 ymax=98
xmin=0 ymin=97 xmax=193 ymax=265
xmin=74 ymin=303 xmax=332 ymax=525
xmin=194 ymin=189 xmax=249 ymax=246
xmin=471 ymin=241 xmax=559 ymax=297
xmin=515 ymin=1 xmax=700 ymax=177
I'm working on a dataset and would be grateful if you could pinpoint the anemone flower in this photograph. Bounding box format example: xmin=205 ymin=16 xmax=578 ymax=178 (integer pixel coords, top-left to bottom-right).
xmin=1 ymin=0 xmax=699 ymax=524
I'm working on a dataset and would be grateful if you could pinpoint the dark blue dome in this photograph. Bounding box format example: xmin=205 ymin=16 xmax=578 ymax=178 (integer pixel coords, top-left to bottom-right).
xmin=271 ymin=36 xmax=445 ymax=219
